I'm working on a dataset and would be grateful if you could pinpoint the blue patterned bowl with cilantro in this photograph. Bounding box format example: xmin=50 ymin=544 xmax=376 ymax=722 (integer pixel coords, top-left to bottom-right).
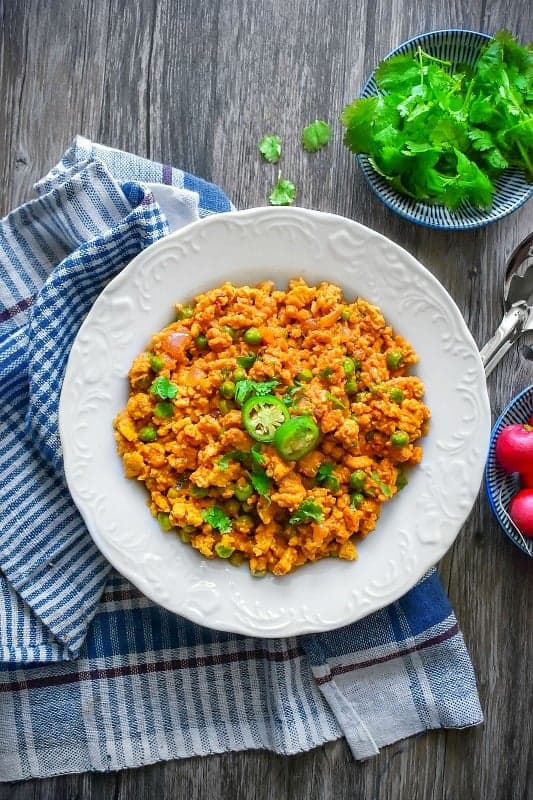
xmin=341 ymin=29 xmax=533 ymax=230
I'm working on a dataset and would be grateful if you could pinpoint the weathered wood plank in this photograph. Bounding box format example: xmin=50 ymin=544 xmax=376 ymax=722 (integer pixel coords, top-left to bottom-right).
xmin=1 ymin=0 xmax=532 ymax=798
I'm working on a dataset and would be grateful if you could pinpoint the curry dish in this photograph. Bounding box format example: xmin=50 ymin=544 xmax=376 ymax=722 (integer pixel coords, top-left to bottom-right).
xmin=114 ymin=279 xmax=430 ymax=576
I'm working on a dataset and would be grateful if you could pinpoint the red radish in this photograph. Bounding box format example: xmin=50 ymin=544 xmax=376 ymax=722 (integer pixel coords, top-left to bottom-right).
xmin=494 ymin=423 xmax=533 ymax=475
xmin=509 ymin=489 xmax=533 ymax=537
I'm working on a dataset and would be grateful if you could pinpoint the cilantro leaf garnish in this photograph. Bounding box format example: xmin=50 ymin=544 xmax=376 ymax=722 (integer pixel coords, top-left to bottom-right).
xmin=150 ymin=376 xmax=179 ymax=399
xmin=289 ymin=499 xmax=324 ymax=525
xmin=371 ymin=470 xmax=392 ymax=496
xmin=202 ymin=506 xmax=232 ymax=533
xmin=268 ymin=177 xmax=297 ymax=206
xmin=236 ymin=353 xmax=256 ymax=370
xmin=234 ymin=378 xmax=280 ymax=405
xmin=259 ymin=134 xmax=282 ymax=163
xmin=316 ymin=462 xmax=340 ymax=493
xmin=319 ymin=367 xmax=333 ymax=380
xmin=326 ymin=391 xmax=346 ymax=410
xmin=282 ymin=385 xmax=305 ymax=407
xmin=218 ymin=450 xmax=249 ymax=471
xmin=249 ymin=467 xmax=271 ymax=501
xmin=250 ymin=444 xmax=266 ymax=467
xmin=301 ymin=120 xmax=332 ymax=152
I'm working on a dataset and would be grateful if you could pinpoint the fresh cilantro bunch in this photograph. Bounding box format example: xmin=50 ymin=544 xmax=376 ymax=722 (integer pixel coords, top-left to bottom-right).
xmin=340 ymin=30 xmax=533 ymax=210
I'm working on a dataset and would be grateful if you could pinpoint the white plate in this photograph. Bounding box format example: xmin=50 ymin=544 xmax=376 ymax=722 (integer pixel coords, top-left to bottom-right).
xmin=60 ymin=207 xmax=491 ymax=636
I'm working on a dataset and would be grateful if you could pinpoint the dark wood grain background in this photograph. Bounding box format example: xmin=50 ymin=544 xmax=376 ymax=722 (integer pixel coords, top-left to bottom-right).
xmin=1 ymin=1 xmax=532 ymax=798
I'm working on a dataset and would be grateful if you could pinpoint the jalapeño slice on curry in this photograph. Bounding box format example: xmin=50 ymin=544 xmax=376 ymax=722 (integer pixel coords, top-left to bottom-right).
xmin=273 ymin=415 xmax=320 ymax=461
xmin=242 ymin=395 xmax=290 ymax=442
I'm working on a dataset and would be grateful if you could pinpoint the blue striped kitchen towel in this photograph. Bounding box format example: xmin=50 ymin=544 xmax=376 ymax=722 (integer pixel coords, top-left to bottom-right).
xmin=0 ymin=137 xmax=483 ymax=780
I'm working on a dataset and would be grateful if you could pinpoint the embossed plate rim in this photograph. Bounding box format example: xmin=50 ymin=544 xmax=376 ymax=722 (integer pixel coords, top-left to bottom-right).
xmin=59 ymin=207 xmax=491 ymax=636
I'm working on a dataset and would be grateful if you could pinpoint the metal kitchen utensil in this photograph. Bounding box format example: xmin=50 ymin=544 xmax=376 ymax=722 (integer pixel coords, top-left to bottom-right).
xmin=480 ymin=232 xmax=533 ymax=376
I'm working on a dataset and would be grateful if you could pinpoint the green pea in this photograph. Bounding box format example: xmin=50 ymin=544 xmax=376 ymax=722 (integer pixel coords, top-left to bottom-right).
xmin=190 ymin=485 xmax=209 ymax=498
xmin=341 ymin=309 xmax=352 ymax=321
xmin=167 ymin=487 xmax=179 ymax=500
xmin=234 ymin=482 xmax=253 ymax=502
xmin=391 ymin=430 xmax=409 ymax=447
xmin=220 ymin=380 xmax=236 ymax=398
xmin=178 ymin=525 xmax=195 ymax=543
xmin=251 ymin=568 xmax=267 ymax=578
xmin=215 ymin=543 xmax=234 ymax=559
xmin=236 ymin=514 xmax=254 ymax=531
xmin=233 ymin=367 xmax=247 ymax=382
xmin=229 ymin=551 xmax=245 ymax=567
xmin=343 ymin=358 xmax=355 ymax=376
xmin=345 ymin=378 xmax=358 ymax=395
xmin=390 ymin=388 xmax=404 ymax=404
xmin=396 ymin=471 xmax=408 ymax=490
xmin=350 ymin=492 xmax=365 ymax=509
xmin=223 ymin=325 xmax=237 ymax=340
xmin=195 ymin=334 xmax=208 ymax=350
xmin=324 ymin=475 xmax=340 ymax=493
xmin=219 ymin=398 xmax=233 ymax=414
xmin=139 ymin=426 xmax=157 ymax=442
xmin=297 ymin=368 xmax=313 ymax=383
xmin=154 ymin=401 xmax=174 ymax=418
xmin=243 ymin=327 xmax=263 ymax=345
xmin=157 ymin=512 xmax=172 ymax=531
xmin=176 ymin=306 xmax=194 ymax=320
xmin=349 ymin=470 xmax=367 ymax=491
xmin=386 ymin=349 xmax=403 ymax=370
xmin=149 ymin=354 xmax=163 ymax=372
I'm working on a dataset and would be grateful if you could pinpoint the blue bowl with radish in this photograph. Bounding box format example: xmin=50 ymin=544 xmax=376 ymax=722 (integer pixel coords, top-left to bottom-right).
xmin=486 ymin=385 xmax=533 ymax=557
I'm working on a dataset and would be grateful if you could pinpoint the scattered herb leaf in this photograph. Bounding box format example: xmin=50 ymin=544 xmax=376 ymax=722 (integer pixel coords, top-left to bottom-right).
xmin=326 ymin=391 xmax=346 ymax=410
xmin=234 ymin=378 xmax=280 ymax=405
xmin=218 ymin=449 xmax=249 ymax=471
xmin=282 ymin=384 xmax=305 ymax=407
xmin=370 ymin=470 xmax=392 ymax=496
xmin=236 ymin=353 xmax=257 ymax=370
xmin=259 ymin=134 xmax=282 ymax=163
xmin=150 ymin=376 xmax=179 ymax=399
xmin=289 ymin=499 xmax=324 ymax=525
xmin=249 ymin=467 xmax=272 ymax=501
xmin=319 ymin=367 xmax=334 ymax=380
xmin=269 ymin=177 xmax=297 ymax=206
xmin=316 ymin=462 xmax=341 ymax=492
xmin=302 ymin=119 xmax=333 ymax=152
xmin=251 ymin=444 xmax=266 ymax=467
xmin=202 ymin=506 xmax=232 ymax=533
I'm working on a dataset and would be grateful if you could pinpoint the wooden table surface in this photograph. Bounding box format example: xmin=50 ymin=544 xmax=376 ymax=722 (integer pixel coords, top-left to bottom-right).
xmin=1 ymin=1 xmax=532 ymax=798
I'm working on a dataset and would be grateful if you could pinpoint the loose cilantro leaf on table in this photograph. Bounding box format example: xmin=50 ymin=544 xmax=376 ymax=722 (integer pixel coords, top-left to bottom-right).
xmin=301 ymin=119 xmax=332 ymax=152
xmin=150 ymin=376 xmax=179 ymax=399
xmin=289 ymin=499 xmax=324 ymax=525
xmin=202 ymin=506 xmax=232 ymax=533
xmin=259 ymin=134 xmax=282 ymax=163
xmin=269 ymin=177 xmax=297 ymax=206
xmin=340 ymin=30 xmax=533 ymax=210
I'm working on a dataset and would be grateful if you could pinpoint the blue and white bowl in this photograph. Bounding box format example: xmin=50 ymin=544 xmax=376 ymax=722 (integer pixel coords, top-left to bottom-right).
xmin=485 ymin=385 xmax=533 ymax=557
xmin=358 ymin=29 xmax=533 ymax=230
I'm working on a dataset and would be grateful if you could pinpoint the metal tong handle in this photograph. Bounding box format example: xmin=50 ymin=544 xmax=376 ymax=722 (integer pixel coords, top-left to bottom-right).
xmin=480 ymin=300 xmax=531 ymax=377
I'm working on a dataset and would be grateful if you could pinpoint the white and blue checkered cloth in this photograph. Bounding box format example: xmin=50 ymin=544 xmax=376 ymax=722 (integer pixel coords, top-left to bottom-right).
xmin=0 ymin=137 xmax=483 ymax=780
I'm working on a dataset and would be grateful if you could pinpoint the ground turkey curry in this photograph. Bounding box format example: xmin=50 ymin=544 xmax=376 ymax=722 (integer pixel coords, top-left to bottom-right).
xmin=114 ymin=279 xmax=430 ymax=576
